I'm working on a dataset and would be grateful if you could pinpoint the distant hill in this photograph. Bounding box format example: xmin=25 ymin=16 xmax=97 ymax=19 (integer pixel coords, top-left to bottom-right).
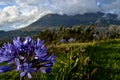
xmin=26 ymin=12 xmax=119 ymax=28
xmin=0 ymin=12 xmax=120 ymax=40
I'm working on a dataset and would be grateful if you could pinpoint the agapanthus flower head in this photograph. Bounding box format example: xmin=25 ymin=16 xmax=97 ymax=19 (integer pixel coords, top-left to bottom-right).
xmin=0 ymin=36 xmax=56 ymax=79
xmin=68 ymin=38 xmax=75 ymax=43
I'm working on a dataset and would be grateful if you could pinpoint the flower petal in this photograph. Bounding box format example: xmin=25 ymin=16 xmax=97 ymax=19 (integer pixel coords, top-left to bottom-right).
xmin=0 ymin=66 xmax=11 ymax=73
xmin=27 ymin=72 xmax=32 ymax=79
xmin=20 ymin=71 xmax=26 ymax=77
xmin=41 ymin=68 xmax=52 ymax=73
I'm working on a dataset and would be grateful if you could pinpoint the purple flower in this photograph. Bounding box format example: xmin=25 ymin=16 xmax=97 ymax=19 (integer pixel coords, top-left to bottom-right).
xmin=15 ymin=58 xmax=21 ymax=71
xmin=20 ymin=63 xmax=35 ymax=79
xmin=68 ymin=38 xmax=75 ymax=43
xmin=60 ymin=39 xmax=66 ymax=43
xmin=13 ymin=36 xmax=22 ymax=50
xmin=0 ymin=36 xmax=56 ymax=79
xmin=0 ymin=43 xmax=18 ymax=63
xmin=13 ymin=36 xmax=35 ymax=55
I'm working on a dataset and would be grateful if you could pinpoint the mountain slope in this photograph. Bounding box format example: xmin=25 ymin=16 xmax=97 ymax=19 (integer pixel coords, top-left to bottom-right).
xmin=0 ymin=12 xmax=120 ymax=40
xmin=26 ymin=12 xmax=104 ymax=28
xmin=26 ymin=12 xmax=119 ymax=28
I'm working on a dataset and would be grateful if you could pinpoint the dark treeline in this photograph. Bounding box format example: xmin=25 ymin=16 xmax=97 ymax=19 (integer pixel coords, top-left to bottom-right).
xmin=0 ymin=24 xmax=120 ymax=45
xmin=33 ymin=24 xmax=120 ymax=45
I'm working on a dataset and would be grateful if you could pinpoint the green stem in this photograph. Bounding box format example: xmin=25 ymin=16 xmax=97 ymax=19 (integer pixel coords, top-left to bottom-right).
xmin=20 ymin=77 xmax=23 ymax=80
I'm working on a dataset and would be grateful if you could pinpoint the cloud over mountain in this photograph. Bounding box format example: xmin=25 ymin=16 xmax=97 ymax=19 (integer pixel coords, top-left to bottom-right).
xmin=0 ymin=0 xmax=120 ymax=31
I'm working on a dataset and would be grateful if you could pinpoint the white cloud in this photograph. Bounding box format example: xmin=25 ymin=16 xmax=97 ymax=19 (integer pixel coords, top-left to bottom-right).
xmin=50 ymin=0 xmax=100 ymax=15
xmin=0 ymin=0 xmax=120 ymax=31
xmin=0 ymin=5 xmax=50 ymax=31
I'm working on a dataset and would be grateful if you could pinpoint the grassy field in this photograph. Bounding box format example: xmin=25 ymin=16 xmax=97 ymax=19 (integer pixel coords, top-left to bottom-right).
xmin=0 ymin=39 xmax=120 ymax=80
xmin=85 ymin=40 xmax=120 ymax=80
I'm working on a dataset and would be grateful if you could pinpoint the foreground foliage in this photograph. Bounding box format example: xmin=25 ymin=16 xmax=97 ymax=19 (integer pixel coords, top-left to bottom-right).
xmin=86 ymin=40 xmax=120 ymax=80
xmin=0 ymin=39 xmax=120 ymax=80
xmin=0 ymin=37 xmax=55 ymax=79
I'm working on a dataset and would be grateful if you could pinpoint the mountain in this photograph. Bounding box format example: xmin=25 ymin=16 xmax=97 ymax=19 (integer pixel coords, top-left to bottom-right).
xmin=0 ymin=12 xmax=120 ymax=40
xmin=26 ymin=12 xmax=120 ymax=28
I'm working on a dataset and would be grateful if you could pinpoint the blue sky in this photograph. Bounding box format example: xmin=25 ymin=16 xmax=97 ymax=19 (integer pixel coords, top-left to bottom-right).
xmin=0 ymin=0 xmax=119 ymax=31
xmin=0 ymin=5 xmax=7 ymax=9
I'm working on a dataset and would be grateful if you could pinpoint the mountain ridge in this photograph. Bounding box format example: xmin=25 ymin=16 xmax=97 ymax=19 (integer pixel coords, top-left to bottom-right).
xmin=0 ymin=12 xmax=120 ymax=40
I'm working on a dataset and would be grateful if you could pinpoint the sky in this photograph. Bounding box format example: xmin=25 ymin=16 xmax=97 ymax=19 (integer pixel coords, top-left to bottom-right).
xmin=0 ymin=0 xmax=120 ymax=31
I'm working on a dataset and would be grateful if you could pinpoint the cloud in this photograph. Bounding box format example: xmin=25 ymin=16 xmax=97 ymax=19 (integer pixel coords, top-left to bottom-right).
xmin=50 ymin=0 xmax=100 ymax=15
xmin=0 ymin=0 xmax=14 ymax=5
xmin=0 ymin=0 xmax=120 ymax=31
xmin=0 ymin=5 xmax=50 ymax=31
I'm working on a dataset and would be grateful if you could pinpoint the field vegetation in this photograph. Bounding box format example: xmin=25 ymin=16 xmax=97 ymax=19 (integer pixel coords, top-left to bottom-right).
xmin=0 ymin=24 xmax=120 ymax=80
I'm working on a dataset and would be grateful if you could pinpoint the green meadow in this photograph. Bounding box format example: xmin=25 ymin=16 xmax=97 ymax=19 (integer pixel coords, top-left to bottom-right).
xmin=0 ymin=39 xmax=120 ymax=80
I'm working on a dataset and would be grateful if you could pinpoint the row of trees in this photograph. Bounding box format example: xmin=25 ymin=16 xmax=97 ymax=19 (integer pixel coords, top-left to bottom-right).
xmin=33 ymin=24 xmax=120 ymax=45
xmin=33 ymin=24 xmax=92 ymax=44
xmin=0 ymin=24 xmax=119 ymax=46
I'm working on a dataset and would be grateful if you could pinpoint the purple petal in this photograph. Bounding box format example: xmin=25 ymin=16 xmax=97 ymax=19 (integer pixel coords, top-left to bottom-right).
xmin=45 ymin=68 xmax=52 ymax=73
xmin=15 ymin=58 xmax=21 ymax=71
xmin=23 ymin=36 xmax=32 ymax=45
xmin=41 ymin=68 xmax=52 ymax=73
xmin=47 ymin=54 xmax=56 ymax=63
xmin=23 ymin=63 xmax=28 ymax=67
xmin=29 ymin=68 xmax=35 ymax=73
xmin=0 ymin=66 xmax=11 ymax=73
xmin=27 ymin=72 xmax=32 ymax=79
xmin=20 ymin=71 xmax=26 ymax=77
xmin=15 ymin=58 xmax=20 ymax=65
xmin=42 ymin=62 xmax=53 ymax=67
xmin=0 ymin=57 xmax=10 ymax=63
xmin=36 ymin=38 xmax=44 ymax=47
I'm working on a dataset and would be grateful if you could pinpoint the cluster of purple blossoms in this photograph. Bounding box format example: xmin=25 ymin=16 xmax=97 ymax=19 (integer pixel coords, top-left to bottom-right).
xmin=60 ymin=39 xmax=66 ymax=43
xmin=68 ymin=38 xmax=75 ymax=43
xmin=0 ymin=36 xmax=56 ymax=79
xmin=60 ymin=38 xmax=75 ymax=43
